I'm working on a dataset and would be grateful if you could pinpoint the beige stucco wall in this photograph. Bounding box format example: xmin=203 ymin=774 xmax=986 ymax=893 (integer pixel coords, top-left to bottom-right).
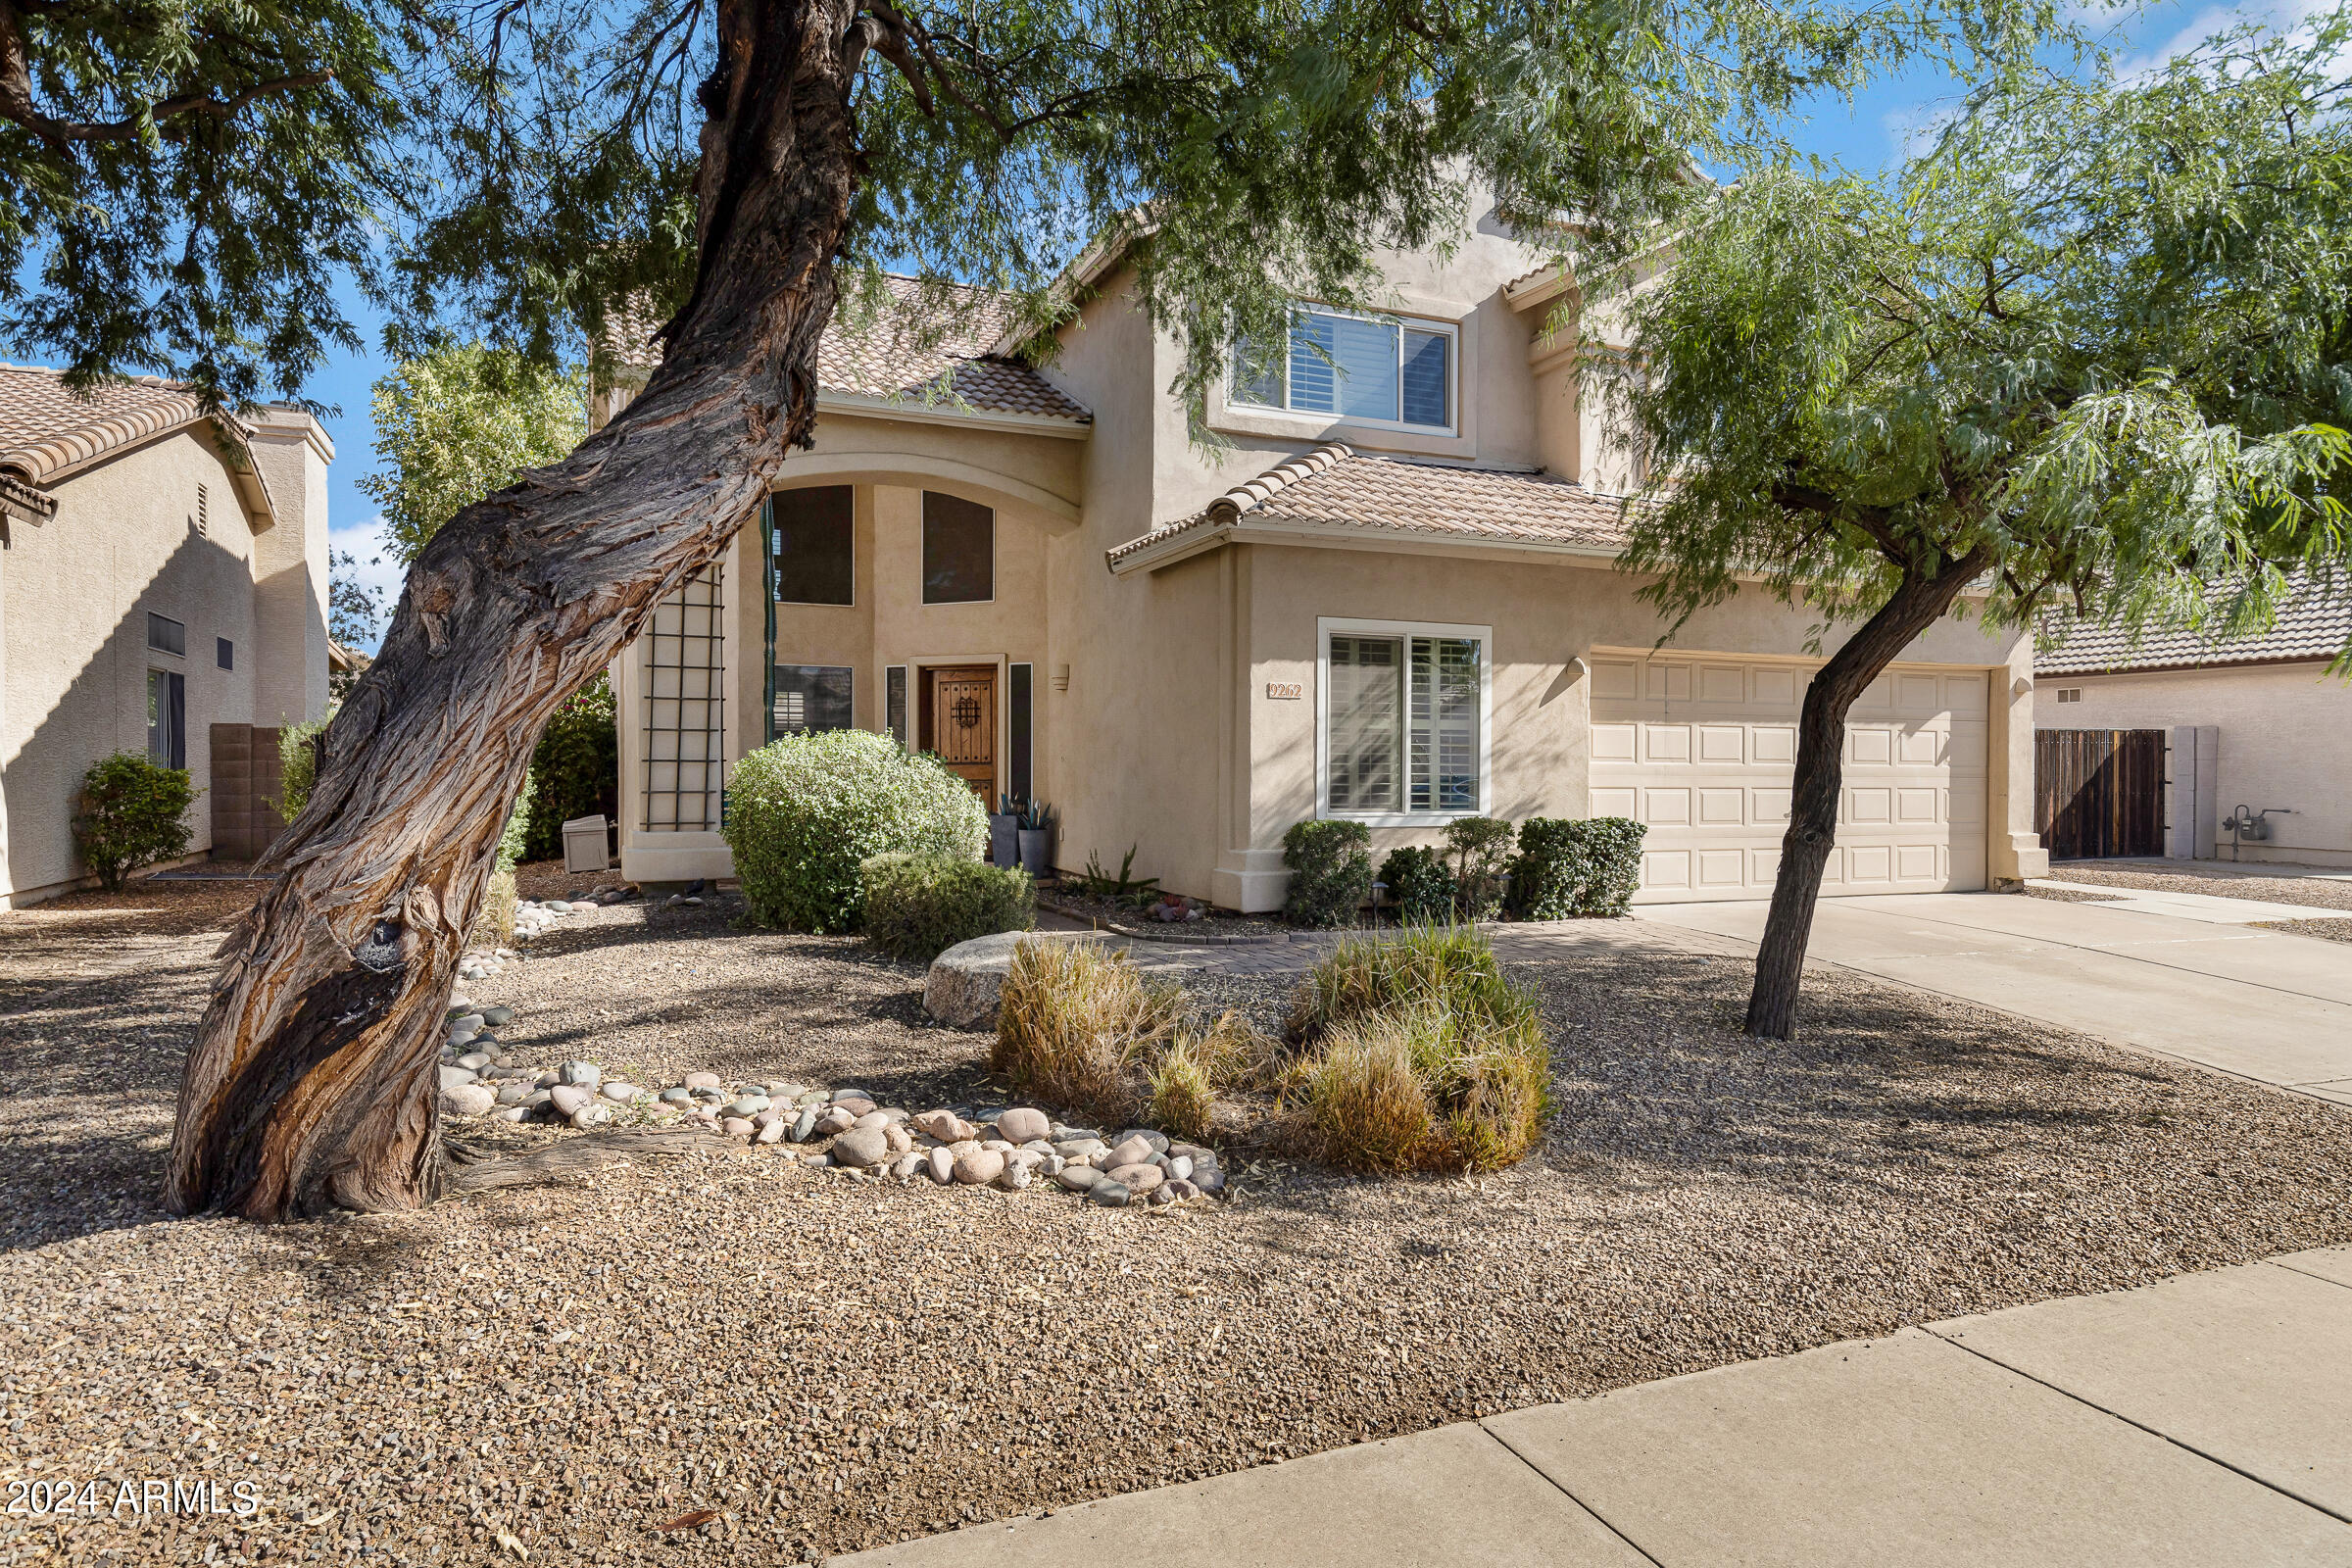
xmin=611 ymin=407 xmax=1084 ymax=886
xmin=2036 ymin=662 xmax=2352 ymax=867
xmin=1184 ymin=542 xmax=2040 ymax=909
xmin=0 ymin=415 xmax=331 ymax=907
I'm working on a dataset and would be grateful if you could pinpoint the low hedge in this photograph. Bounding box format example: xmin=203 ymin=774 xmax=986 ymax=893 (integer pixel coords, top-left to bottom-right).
xmin=73 ymin=753 xmax=200 ymax=891
xmin=860 ymin=853 xmax=1034 ymax=961
xmin=1378 ymin=845 xmax=1453 ymax=921
xmin=1283 ymin=819 xmax=1374 ymax=927
xmin=725 ymin=730 xmax=988 ymax=932
xmin=1508 ymin=816 xmax=1647 ymax=918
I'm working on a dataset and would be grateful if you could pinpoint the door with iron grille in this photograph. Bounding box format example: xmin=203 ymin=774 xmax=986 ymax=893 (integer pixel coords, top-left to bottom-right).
xmin=921 ymin=665 xmax=997 ymax=801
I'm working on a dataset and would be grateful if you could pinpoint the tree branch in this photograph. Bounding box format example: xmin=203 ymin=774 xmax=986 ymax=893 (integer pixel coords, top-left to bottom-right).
xmin=0 ymin=2 xmax=331 ymax=148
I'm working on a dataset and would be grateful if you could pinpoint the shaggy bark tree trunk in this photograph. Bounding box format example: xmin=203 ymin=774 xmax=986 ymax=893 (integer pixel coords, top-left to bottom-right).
xmin=167 ymin=0 xmax=867 ymax=1219
xmin=1744 ymin=543 xmax=1994 ymax=1041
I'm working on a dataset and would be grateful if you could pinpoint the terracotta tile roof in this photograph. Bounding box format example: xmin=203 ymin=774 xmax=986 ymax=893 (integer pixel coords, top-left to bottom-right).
xmin=0 ymin=365 xmax=216 ymax=485
xmin=2038 ymin=582 xmax=2352 ymax=675
xmin=817 ymin=276 xmax=1087 ymax=423
xmin=1106 ymin=444 xmax=1632 ymax=567
xmin=600 ymin=276 xmax=1089 ymax=425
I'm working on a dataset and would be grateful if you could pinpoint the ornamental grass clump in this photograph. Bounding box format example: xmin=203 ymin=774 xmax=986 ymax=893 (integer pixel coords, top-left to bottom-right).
xmin=1286 ymin=922 xmax=1548 ymax=1173
xmin=993 ymin=938 xmax=1180 ymax=1125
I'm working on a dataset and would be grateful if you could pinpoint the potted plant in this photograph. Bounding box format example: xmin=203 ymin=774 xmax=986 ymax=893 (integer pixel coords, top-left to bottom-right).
xmin=1016 ymin=799 xmax=1056 ymax=880
xmin=990 ymin=794 xmax=1022 ymax=870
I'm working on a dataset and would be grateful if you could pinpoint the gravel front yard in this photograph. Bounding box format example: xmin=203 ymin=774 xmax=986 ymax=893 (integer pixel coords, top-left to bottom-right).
xmin=7 ymin=878 xmax=2352 ymax=1566
xmin=2049 ymin=858 xmax=2352 ymax=911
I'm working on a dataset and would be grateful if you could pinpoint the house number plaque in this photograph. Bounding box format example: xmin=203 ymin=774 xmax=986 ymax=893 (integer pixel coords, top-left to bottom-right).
xmin=1264 ymin=681 xmax=1304 ymax=701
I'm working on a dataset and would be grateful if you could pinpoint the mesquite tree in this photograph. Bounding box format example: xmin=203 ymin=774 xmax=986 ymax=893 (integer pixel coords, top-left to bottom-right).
xmin=136 ymin=0 xmax=2062 ymax=1218
xmin=1610 ymin=12 xmax=2352 ymax=1040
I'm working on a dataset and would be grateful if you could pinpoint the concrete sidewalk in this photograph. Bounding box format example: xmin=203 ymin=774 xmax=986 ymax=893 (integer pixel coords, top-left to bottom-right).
xmin=834 ymin=1248 xmax=2352 ymax=1567
xmin=1634 ymin=893 xmax=2352 ymax=1102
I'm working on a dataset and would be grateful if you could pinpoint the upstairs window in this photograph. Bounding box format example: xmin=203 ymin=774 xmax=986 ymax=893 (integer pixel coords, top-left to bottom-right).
xmin=1232 ymin=306 xmax=1455 ymax=432
xmin=772 ymin=485 xmax=854 ymax=606
xmin=922 ymin=493 xmax=994 ymax=604
xmin=146 ymin=612 xmax=185 ymax=657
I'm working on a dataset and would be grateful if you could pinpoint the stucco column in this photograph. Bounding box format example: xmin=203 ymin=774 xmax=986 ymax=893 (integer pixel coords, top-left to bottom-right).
xmin=246 ymin=412 xmax=333 ymax=727
xmin=1989 ymin=640 xmax=2048 ymax=884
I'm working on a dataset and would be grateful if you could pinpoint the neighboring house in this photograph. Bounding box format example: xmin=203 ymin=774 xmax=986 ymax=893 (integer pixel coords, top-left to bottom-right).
xmin=2035 ymin=592 xmax=2352 ymax=867
xmin=0 ymin=367 xmax=333 ymax=907
xmin=601 ymin=220 xmax=2048 ymax=909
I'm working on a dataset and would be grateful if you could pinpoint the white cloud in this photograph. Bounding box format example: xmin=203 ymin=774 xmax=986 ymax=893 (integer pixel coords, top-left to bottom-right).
xmin=327 ymin=514 xmax=407 ymax=652
xmin=1883 ymin=101 xmax=1962 ymax=162
xmin=2113 ymin=0 xmax=2335 ymax=80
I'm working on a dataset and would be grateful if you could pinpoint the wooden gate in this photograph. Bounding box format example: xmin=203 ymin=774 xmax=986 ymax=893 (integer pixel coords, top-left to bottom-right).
xmin=2034 ymin=728 xmax=2165 ymax=860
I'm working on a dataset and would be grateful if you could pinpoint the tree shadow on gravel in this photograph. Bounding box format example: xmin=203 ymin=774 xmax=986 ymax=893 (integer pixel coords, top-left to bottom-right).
xmin=0 ymin=947 xmax=214 ymax=1250
xmin=1510 ymin=945 xmax=2307 ymax=1211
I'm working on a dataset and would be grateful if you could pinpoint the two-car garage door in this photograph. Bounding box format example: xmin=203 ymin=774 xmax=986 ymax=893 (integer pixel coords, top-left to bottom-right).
xmin=1588 ymin=655 xmax=1988 ymax=903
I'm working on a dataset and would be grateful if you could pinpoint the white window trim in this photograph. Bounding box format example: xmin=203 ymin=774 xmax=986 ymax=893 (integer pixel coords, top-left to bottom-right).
xmin=1231 ymin=304 xmax=1460 ymax=438
xmin=1314 ymin=615 xmax=1493 ymax=826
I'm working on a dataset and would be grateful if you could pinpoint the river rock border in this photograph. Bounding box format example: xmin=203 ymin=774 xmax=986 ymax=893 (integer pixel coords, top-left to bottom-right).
xmin=436 ymin=1002 xmax=1224 ymax=1209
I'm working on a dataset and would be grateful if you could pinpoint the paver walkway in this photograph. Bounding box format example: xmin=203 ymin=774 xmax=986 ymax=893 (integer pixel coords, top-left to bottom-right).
xmin=835 ymin=1247 xmax=2352 ymax=1566
xmin=1636 ymin=893 xmax=2352 ymax=1103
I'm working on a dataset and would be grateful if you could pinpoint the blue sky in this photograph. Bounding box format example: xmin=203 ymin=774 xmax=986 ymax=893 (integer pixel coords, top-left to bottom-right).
xmin=318 ymin=0 xmax=2322 ymax=649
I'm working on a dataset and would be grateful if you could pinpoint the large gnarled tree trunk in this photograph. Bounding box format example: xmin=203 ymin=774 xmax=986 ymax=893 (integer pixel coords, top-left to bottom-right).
xmin=1743 ymin=543 xmax=1993 ymax=1041
xmin=168 ymin=0 xmax=868 ymax=1219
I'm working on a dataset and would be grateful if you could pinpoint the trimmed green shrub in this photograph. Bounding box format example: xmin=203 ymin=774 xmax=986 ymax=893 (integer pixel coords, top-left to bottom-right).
xmin=1509 ymin=816 xmax=1648 ymax=918
xmin=1282 ymin=818 xmax=1373 ymax=927
xmin=1378 ymin=845 xmax=1453 ymax=921
xmin=725 ymin=729 xmax=988 ymax=932
xmin=275 ymin=714 xmax=328 ymax=821
xmin=1286 ymin=923 xmax=1549 ymax=1172
xmin=73 ymin=753 xmax=201 ymax=890
xmin=1444 ymin=815 xmax=1516 ymax=919
xmin=859 ymin=852 xmax=1034 ymax=961
xmin=522 ymin=675 xmax=618 ymax=861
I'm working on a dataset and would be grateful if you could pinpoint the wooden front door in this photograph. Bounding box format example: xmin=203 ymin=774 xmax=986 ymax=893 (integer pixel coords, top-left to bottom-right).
xmin=920 ymin=665 xmax=998 ymax=802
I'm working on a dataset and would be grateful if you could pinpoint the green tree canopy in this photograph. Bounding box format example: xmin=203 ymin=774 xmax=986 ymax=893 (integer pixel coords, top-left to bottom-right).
xmin=357 ymin=345 xmax=587 ymax=564
xmin=0 ymin=0 xmax=403 ymax=407
xmin=1609 ymin=8 xmax=2352 ymax=1035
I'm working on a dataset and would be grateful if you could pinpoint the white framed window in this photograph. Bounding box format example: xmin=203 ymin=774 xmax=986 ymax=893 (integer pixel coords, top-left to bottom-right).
xmin=1232 ymin=305 xmax=1456 ymax=434
xmin=1315 ymin=617 xmax=1491 ymax=824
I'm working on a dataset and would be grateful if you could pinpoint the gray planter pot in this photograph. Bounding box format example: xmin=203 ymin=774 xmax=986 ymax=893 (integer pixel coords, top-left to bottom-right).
xmin=1017 ymin=827 xmax=1054 ymax=880
xmin=989 ymin=814 xmax=1019 ymax=869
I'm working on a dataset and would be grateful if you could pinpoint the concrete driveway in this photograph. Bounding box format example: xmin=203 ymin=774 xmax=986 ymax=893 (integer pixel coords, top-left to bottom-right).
xmin=1635 ymin=893 xmax=2352 ymax=1103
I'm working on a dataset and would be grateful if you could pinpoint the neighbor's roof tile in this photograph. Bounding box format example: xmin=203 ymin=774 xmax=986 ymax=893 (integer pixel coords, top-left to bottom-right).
xmin=2038 ymin=584 xmax=2352 ymax=675
xmin=0 ymin=366 xmax=216 ymax=485
xmin=1107 ymin=443 xmax=1632 ymax=566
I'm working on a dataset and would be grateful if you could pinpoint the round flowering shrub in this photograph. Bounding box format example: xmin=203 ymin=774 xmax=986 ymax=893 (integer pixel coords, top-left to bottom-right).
xmin=724 ymin=730 xmax=988 ymax=932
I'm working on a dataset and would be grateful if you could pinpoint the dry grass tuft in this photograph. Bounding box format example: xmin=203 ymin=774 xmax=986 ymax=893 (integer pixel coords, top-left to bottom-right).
xmin=474 ymin=868 xmax=518 ymax=948
xmin=1147 ymin=1037 xmax=1217 ymax=1142
xmin=993 ymin=939 xmax=1180 ymax=1125
xmin=1296 ymin=1007 xmax=1443 ymax=1172
xmin=1285 ymin=922 xmax=1548 ymax=1172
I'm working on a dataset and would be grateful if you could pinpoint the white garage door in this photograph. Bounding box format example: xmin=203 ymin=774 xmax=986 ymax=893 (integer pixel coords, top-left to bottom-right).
xmin=1588 ymin=655 xmax=1988 ymax=903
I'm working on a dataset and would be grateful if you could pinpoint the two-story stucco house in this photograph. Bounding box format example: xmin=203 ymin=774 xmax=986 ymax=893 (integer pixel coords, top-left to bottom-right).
xmin=0 ymin=367 xmax=333 ymax=907
xmin=603 ymin=218 xmax=2049 ymax=910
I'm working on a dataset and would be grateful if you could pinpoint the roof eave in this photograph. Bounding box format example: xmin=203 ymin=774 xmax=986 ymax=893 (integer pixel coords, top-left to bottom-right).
xmin=1108 ymin=514 xmax=1626 ymax=575
xmin=814 ymin=389 xmax=1091 ymax=439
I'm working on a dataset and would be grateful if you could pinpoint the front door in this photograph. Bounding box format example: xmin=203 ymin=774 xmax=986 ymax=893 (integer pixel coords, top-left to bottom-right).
xmin=921 ymin=665 xmax=997 ymax=803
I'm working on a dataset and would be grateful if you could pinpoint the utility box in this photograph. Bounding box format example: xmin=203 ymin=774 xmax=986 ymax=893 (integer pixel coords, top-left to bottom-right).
xmin=562 ymin=814 xmax=611 ymax=875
